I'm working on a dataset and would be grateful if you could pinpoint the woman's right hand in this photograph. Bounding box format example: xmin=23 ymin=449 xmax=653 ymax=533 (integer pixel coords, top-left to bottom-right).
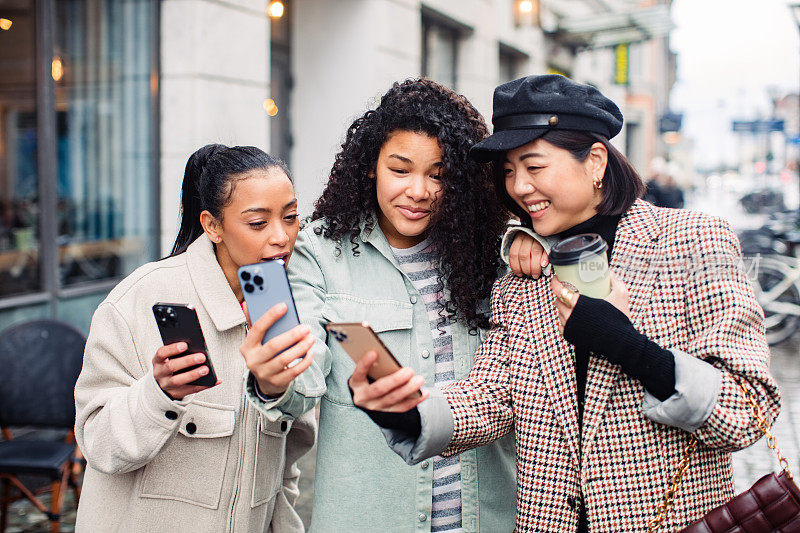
xmin=509 ymin=232 xmax=548 ymax=278
xmin=152 ymin=343 xmax=218 ymax=400
xmin=349 ymin=351 xmax=429 ymax=412
xmin=240 ymin=302 xmax=316 ymax=397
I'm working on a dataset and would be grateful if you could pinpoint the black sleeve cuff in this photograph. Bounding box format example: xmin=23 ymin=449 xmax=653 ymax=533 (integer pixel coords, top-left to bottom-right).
xmin=348 ymin=383 xmax=422 ymax=436
xmin=564 ymin=296 xmax=676 ymax=401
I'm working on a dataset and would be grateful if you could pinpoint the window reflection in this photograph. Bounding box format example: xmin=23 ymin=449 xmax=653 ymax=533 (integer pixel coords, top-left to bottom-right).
xmin=0 ymin=0 xmax=39 ymax=298
xmin=54 ymin=0 xmax=156 ymax=287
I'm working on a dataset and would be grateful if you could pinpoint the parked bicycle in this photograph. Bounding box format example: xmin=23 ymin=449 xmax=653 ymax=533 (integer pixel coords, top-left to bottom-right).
xmin=739 ymin=210 xmax=800 ymax=345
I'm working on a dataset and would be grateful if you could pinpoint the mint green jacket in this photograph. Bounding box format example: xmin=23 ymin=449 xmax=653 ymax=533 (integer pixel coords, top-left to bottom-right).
xmin=248 ymin=219 xmax=516 ymax=532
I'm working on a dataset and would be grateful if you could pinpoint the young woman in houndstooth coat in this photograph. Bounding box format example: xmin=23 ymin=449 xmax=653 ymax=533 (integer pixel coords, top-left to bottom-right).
xmin=350 ymin=75 xmax=781 ymax=532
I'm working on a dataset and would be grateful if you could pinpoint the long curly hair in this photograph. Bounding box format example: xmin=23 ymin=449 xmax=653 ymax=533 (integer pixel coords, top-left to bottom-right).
xmin=312 ymin=78 xmax=506 ymax=330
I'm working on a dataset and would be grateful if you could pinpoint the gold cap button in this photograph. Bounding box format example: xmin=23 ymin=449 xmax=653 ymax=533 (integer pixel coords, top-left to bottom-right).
xmin=548 ymin=115 xmax=559 ymax=127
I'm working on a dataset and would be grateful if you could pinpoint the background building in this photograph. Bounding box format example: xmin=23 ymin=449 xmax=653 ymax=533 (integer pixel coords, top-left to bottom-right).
xmin=0 ymin=0 xmax=674 ymax=332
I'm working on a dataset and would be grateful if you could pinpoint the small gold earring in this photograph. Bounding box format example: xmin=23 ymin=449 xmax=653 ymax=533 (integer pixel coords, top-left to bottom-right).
xmin=593 ymin=177 xmax=603 ymax=189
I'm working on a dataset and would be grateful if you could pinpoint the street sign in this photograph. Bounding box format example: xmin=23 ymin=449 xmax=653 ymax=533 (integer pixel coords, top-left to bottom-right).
xmin=731 ymin=120 xmax=785 ymax=133
xmin=614 ymin=44 xmax=629 ymax=85
xmin=659 ymin=113 xmax=682 ymax=133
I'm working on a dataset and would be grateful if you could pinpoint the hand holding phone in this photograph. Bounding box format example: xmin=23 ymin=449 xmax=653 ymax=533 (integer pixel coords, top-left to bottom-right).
xmin=238 ymin=261 xmax=316 ymax=396
xmin=327 ymin=322 xmax=426 ymax=410
xmin=152 ymin=303 xmax=219 ymax=399
xmin=348 ymin=350 xmax=428 ymax=413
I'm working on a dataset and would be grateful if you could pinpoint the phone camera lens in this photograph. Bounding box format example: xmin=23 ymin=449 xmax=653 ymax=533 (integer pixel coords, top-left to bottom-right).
xmin=241 ymin=271 xmax=251 ymax=281
xmin=253 ymin=275 xmax=263 ymax=286
xmin=244 ymin=283 xmax=255 ymax=293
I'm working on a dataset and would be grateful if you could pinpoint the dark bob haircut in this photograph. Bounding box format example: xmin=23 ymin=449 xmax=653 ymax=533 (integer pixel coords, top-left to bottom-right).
xmin=493 ymin=130 xmax=645 ymax=227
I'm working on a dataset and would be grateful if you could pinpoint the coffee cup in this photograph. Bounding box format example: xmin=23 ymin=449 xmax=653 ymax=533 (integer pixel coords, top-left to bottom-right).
xmin=549 ymin=233 xmax=611 ymax=299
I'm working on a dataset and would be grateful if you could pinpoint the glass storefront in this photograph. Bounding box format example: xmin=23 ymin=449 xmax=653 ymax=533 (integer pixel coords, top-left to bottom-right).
xmin=0 ymin=1 xmax=39 ymax=299
xmin=0 ymin=0 xmax=159 ymax=332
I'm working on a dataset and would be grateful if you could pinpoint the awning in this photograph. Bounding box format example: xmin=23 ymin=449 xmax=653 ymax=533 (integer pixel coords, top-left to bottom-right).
xmin=552 ymin=4 xmax=673 ymax=48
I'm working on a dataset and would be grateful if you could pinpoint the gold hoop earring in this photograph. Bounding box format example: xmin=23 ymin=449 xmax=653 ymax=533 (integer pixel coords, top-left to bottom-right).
xmin=593 ymin=177 xmax=603 ymax=189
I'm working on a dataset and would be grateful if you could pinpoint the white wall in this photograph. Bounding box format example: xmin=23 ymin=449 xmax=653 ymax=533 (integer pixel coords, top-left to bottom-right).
xmin=159 ymin=0 xmax=270 ymax=254
xmin=290 ymin=0 xmax=549 ymax=217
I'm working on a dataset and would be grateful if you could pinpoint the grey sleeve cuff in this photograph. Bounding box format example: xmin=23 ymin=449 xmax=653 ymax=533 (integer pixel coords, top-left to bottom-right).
xmin=380 ymin=389 xmax=454 ymax=465
xmin=500 ymin=226 xmax=555 ymax=276
xmin=642 ymin=348 xmax=722 ymax=432
xmin=245 ymin=373 xmax=297 ymax=422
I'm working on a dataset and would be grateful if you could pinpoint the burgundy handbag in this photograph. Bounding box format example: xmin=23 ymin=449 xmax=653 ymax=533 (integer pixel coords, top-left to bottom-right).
xmin=648 ymin=382 xmax=800 ymax=533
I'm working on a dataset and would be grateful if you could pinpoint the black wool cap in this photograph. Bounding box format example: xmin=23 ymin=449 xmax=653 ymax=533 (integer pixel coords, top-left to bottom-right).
xmin=470 ymin=75 xmax=624 ymax=162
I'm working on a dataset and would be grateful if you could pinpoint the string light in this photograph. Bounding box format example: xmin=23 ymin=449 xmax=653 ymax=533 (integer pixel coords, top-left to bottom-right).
xmin=52 ymin=56 xmax=64 ymax=82
xmin=0 ymin=18 xmax=12 ymax=31
xmin=267 ymin=1 xmax=284 ymax=19
xmin=263 ymin=98 xmax=278 ymax=117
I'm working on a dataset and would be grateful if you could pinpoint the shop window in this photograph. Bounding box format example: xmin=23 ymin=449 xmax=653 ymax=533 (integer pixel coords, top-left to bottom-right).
xmin=0 ymin=1 xmax=39 ymax=298
xmin=0 ymin=0 xmax=158 ymax=313
xmin=499 ymin=43 xmax=528 ymax=84
xmin=421 ymin=7 xmax=471 ymax=90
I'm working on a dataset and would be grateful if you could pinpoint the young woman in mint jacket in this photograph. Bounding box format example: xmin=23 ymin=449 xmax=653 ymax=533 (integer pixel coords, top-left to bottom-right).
xmin=245 ymin=79 xmax=543 ymax=532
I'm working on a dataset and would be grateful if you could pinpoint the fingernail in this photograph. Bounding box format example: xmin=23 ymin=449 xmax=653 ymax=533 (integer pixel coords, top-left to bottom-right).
xmin=401 ymin=368 xmax=414 ymax=378
xmin=414 ymin=376 xmax=426 ymax=386
xmin=195 ymin=355 xmax=205 ymax=363
xmin=277 ymin=302 xmax=287 ymax=311
xmin=179 ymin=342 xmax=188 ymax=351
xmin=199 ymin=367 xmax=208 ymax=375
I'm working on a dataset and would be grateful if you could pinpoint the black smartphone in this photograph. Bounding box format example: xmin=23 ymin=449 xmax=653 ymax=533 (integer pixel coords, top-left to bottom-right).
xmin=152 ymin=303 xmax=217 ymax=388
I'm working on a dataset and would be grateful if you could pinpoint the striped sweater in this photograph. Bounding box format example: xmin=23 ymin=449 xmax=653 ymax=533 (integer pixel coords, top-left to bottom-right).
xmin=392 ymin=238 xmax=463 ymax=533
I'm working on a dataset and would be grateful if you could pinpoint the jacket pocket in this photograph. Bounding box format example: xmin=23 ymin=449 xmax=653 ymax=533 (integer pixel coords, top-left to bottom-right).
xmin=322 ymin=294 xmax=414 ymax=404
xmin=323 ymin=294 xmax=413 ymax=332
xmin=140 ymin=401 xmax=235 ymax=509
xmin=251 ymin=417 xmax=292 ymax=507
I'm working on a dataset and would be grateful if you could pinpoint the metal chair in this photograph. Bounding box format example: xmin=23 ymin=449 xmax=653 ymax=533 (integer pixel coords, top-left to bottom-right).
xmin=0 ymin=320 xmax=85 ymax=533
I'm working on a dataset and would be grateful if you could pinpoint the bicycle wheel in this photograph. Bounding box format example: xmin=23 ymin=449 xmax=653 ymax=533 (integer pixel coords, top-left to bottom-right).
xmin=752 ymin=256 xmax=800 ymax=345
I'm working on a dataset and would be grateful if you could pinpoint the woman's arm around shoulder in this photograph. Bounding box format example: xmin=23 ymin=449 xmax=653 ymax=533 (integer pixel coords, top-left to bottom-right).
xmin=442 ymin=275 xmax=516 ymax=456
xmin=74 ymin=302 xmax=189 ymax=475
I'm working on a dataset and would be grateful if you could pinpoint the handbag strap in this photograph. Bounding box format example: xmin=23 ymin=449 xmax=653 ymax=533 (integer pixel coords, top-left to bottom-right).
xmin=646 ymin=381 xmax=788 ymax=533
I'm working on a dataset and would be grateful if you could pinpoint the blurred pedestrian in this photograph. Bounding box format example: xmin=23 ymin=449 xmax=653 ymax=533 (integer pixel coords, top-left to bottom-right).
xmin=74 ymin=145 xmax=316 ymax=532
xmin=645 ymin=173 xmax=684 ymax=209
xmin=248 ymin=78 xmax=544 ymax=532
xmin=351 ymin=75 xmax=780 ymax=532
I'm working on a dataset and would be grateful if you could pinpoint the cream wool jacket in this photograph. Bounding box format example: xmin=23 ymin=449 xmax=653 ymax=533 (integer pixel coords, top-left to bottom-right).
xmin=74 ymin=235 xmax=316 ymax=533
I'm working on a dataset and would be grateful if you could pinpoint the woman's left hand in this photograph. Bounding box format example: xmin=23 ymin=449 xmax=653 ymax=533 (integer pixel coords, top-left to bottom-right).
xmin=550 ymin=273 xmax=631 ymax=333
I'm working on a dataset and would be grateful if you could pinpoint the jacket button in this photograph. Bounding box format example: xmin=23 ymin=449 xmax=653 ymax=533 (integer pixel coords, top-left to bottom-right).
xmin=185 ymin=422 xmax=197 ymax=434
xmin=418 ymin=514 xmax=427 ymax=522
xmin=421 ymin=350 xmax=430 ymax=359
xmin=281 ymin=421 xmax=288 ymax=432
xmin=410 ymin=295 xmax=418 ymax=304
xmin=165 ymin=410 xmax=178 ymax=420
xmin=421 ymin=461 xmax=430 ymax=469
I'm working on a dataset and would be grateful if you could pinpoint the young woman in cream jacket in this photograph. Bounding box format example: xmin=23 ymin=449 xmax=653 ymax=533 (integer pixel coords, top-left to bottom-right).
xmin=74 ymin=145 xmax=317 ymax=532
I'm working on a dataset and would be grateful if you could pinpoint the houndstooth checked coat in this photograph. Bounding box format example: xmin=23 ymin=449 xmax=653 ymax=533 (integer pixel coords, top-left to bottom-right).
xmin=441 ymin=200 xmax=781 ymax=532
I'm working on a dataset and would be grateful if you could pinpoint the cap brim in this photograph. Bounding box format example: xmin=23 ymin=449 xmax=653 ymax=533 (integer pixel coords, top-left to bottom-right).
xmin=469 ymin=128 xmax=548 ymax=163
